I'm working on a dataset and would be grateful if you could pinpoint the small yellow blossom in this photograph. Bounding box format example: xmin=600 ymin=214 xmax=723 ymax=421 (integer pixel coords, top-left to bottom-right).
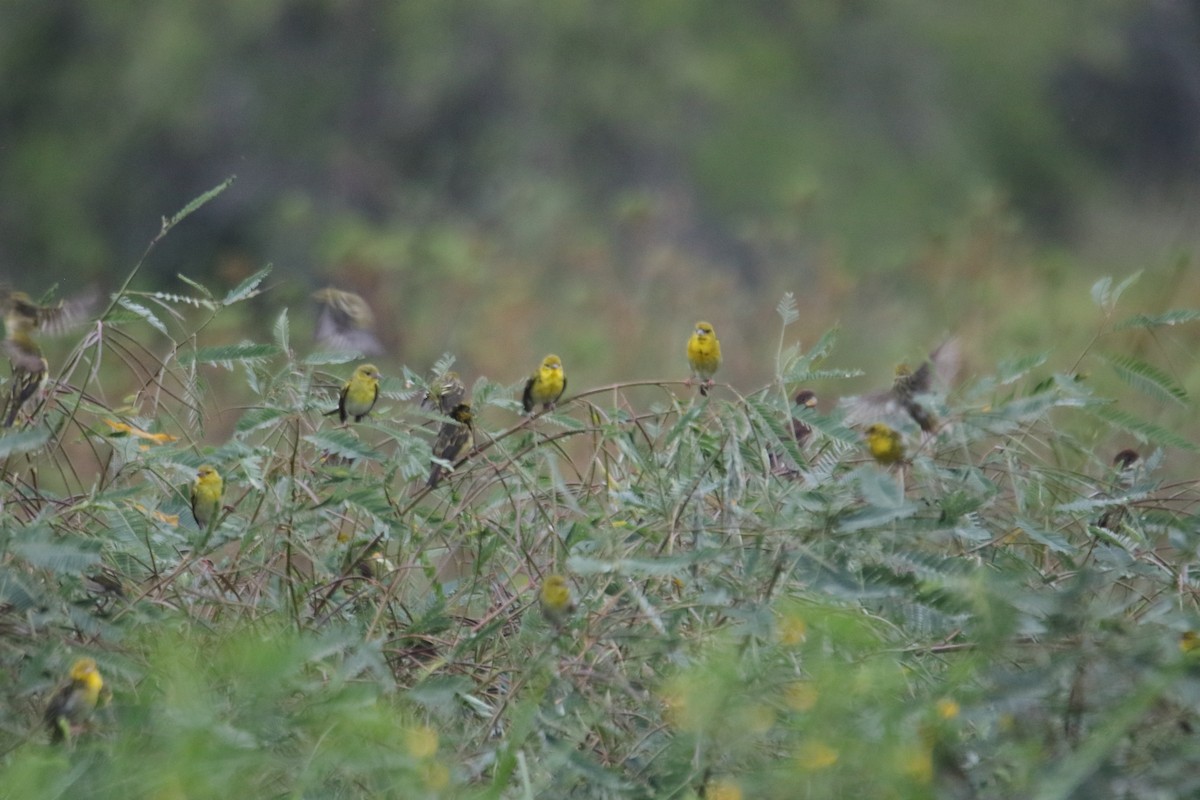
xmin=778 ymin=613 xmax=807 ymax=646
xmin=705 ymin=777 xmax=743 ymax=800
xmin=936 ymin=698 xmax=960 ymax=720
xmin=405 ymin=725 xmax=439 ymax=759
xmin=796 ymin=739 xmax=839 ymax=771
xmin=784 ymin=682 xmax=818 ymax=712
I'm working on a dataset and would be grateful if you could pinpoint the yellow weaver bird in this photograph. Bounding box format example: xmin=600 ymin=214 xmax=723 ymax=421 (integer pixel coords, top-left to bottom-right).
xmin=191 ymin=465 xmax=224 ymax=529
xmin=421 ymin=370 xmax=466 ymax=416
xmin=327 ymin=363 xmax=381 ymax=423
xmin=427 ymin=402 xmax=474 ymax=488
xmin=686 ymin=321 xmax=721 ymax=396
xmin=2 ymin=289 xmax=96 ymax=427
xmin=44 ymin=657 xmax=103 ymax=744
xmin=522 ymin=354 xmax=566 ymax=414
xmin=539 ymin=574 xmax=575 ymax=627
xmin=865 ymin=423 xmax=905 ymax=465
xmin=311 ymin=287 xmax=383 ymax=355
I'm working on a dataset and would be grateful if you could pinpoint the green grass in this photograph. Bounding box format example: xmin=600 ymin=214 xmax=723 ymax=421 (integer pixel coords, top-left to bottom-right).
xmin=3 ymin=188 xmax=1200 ymax=799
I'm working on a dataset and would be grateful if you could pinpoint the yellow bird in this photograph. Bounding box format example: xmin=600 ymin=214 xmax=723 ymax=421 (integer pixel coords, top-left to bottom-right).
xmin=865 ymin=422 xmax=905 ymax=465
xmin=311 ymin=287 xmax=383 ymax=355
xmin=427 ymin=403 xmax=474 ymax=488
xmin=44 ymin=657 xmax=104 ymax=744
xmin=539 ymin=574 xmax=575 ymax=627
xmin=327 ymin=363 xmax=381 ymax=423
xmin=686 ymin=321 xmax=722 ymax=396
xmin=522 ymin=354 xmax=566 ymax=414
xmin=191 ymin=464 xmax=224 ymax=529
xmin=2 ymin=289 xmax=95 ymax=427
xmin=421 ymin=371 xmax=466 ymax=416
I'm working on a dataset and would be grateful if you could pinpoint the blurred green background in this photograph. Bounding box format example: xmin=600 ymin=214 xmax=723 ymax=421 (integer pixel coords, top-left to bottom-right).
xmin=3 ymin=0 xmax=1199 ymax=406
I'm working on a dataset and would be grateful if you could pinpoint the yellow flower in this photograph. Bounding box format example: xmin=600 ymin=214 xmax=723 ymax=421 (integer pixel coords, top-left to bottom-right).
xmin=422 ymin=370 xmax=466 ymax=416
xmin=936 ymin=698 xmax=960 ymax=720
xmin=900 ymin=742 xmax=934 ymax=784
xmin=405 ymin=725 xmax=440 ymax=759
xmin=1181 ymin=631 xmax=1200 ymax=653
xmin=191 ymin=465 xmax=224 ymax=529
xmin=311 ymin=287 xmax=383 ymax=355
xmin=865 ymin=422 xmax=905 ymax=465
xmin=686 ymin=321 xmax=721 ymax=397
xmin=796 ymin=739 xmax=839 ymax=771
xmin=784 ymin=682 xmax=818 ymax=712
xmin=427 ymin=402 xmax=474 ymax=488
xmin=328 ymin=363 xmax=381 ymax=423
xmin=44 ymin=657 xmax=103 ymax=744
xmin=705 ymin=777 xmax=743 ymax=800
xmin=539 ymin=573 xmax=575 ymax=627
xmin=778 ymin=612 xmax=808 ymax=646
xmin=522 ymin=354 xmax=566 ymax=414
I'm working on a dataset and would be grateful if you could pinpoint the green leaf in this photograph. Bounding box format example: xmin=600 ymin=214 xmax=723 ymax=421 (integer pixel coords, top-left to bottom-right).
xmin=0 ymin=427 xmax=52 ymax=457
xmin=1097 ymin=352 xmax=1187 ymax=406
xmin=117 ymin=297 xmax=170 ymax=337
xmin=1087 ymin=405 xmax=1200 ymax=452
xmin=163 ymin=175 xmax=236 ymax=232
xmin=1113 ymin=308 xmax=1200 ymax=331
xmin=776 ymin=291 xmax=799 ymax=327
xmin=273 ymin=308 xmax=290 ymax=351
xmin=305 ymin=430 xmax=380 ymax=462
xmin=179 ymin=343 xmax=282 ymax=367
xmin=221 ymin=264 xmax=272 ymax=306
xmin=12 ymin=539 xmax=101 ymax=574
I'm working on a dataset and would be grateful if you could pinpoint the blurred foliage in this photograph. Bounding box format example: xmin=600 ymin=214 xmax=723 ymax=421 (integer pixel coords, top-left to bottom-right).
xmin=2 ymin=187 xmax=1200 ymax=796
xmin=5 ymin=0 xmax=1200 ymax=395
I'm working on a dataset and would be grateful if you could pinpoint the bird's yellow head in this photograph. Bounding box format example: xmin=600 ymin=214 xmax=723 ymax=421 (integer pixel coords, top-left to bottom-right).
xmin=196 ymin=465 xmax=217 ymax=480
xmin=894 ymin=363 xmax=912 ymax=378
xmin=865 ymin=423 xmax=904 ymax=464
xmin=68 ymin=657 xmax=99 ymax=682
xmin=450 ymin=403 xmax=473 ymax=425
xmin=540 ymin=355 xmax=563 ymax=373
xmin=355 ymin=364 xmax=381 ymax=381
xmin=540 ymin=574 xmax=572 ymax=610
xmin=794 ymin=390 xmax=817 ymax=409
xmin=693 ymin=322 xmax=716 ymax=340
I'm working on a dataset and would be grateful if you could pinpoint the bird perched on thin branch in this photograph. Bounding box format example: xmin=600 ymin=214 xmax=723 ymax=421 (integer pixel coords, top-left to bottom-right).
xmin=539 ymin=574 xmax=575 ymax=628
xmin=791 ymin=389 xmax=819 ymax=446
xmin=1 ymin=288 xmax=97 ymax=427
xmin=44 ymin=657 xmax=104 ymax=744
xmin=326 ymin=363 xmax=381 ymax=423
xmin=421 ymin=371 xmax=466 ymax=416
xmin=191 ymin=465 xmax=224 ymax=530
xmin=686 ymin=321 xmax=722 ymax=397
xmin=427 ymin=402 xmax=474 ymax=488
xmin=523 ymin=354 xmax=566 ymax=414
xmin=312 ymin=287 xmax=383 ymax=356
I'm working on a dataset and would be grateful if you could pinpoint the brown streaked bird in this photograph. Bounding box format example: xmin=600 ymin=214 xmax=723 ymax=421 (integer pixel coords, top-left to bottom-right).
xmin=421 ymin=371 xmax=467 ymax=416
xmin=427 ymin=403 xmax=474 ymax=488
xmin=312 ymin=287 xmax=383 ymax=356
xmin=1 ymin=288 xmax=97 ymax=427
xmin=791 ymin=389 xmax=819 ymax=446
xmin=843 ymin=338 xmax=960 ymax=433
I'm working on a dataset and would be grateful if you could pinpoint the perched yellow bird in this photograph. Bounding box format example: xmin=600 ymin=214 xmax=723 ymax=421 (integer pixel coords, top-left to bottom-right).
xmin=44 ymin=657 xmax=104 ymax=744
xmin=522 ymin=354 xmax=566 ymax=414
xmin=865 ymin=423 xmax=905 ymax=465
xmin=427 ymin=402 xmax=474 ymax=488
xmin=1 ymin=289 xmax=95 ymax=427
xmin=312 ymin=287 xmax=383 ymax=355
xmin=539 ymin=574 xmax=575 ymax=627
xmin=421 ymin=371 xmax=466 ymax=416
xmin=327 ymin=363 xmax=382 ymax=423
xmin=686 ymin=321 xmax=722 ymax=396
xmin=191 ymin=465 xmax=224 ymax=529
xmin=791 ymin=389 xmax=818 ymax=446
